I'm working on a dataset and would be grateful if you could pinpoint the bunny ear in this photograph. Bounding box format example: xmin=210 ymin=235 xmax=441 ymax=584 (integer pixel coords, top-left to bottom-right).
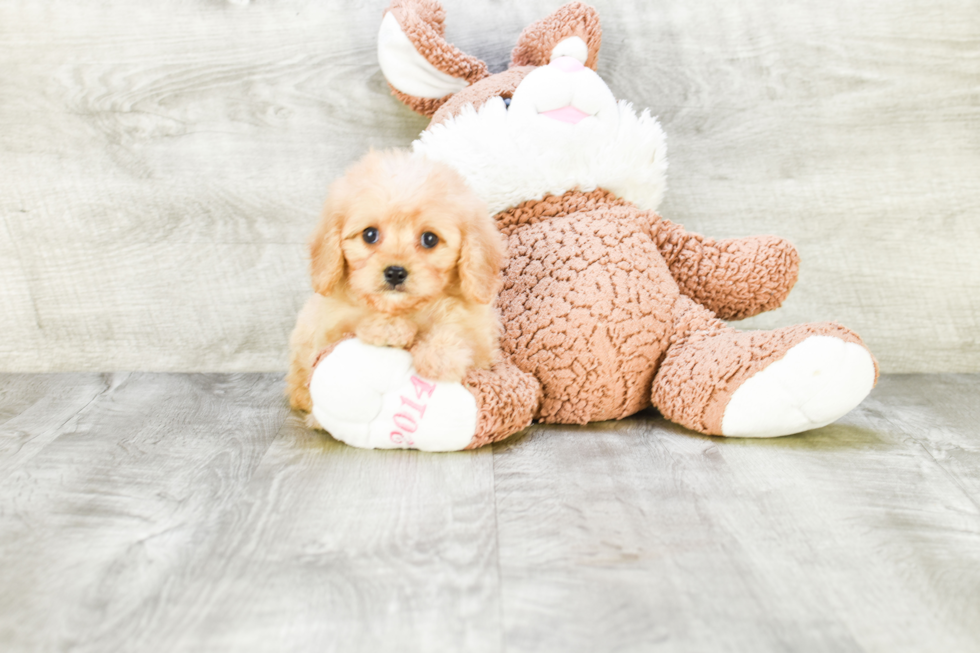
xmin=378 ymin=0 xmax=490 ymax=117
xmin=510 ymin=2 xmax=602 ymax=71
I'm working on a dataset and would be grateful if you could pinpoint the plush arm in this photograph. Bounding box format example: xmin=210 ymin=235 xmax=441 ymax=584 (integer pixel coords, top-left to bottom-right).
xmin=654 ymin=219 xmax=800 ymax=321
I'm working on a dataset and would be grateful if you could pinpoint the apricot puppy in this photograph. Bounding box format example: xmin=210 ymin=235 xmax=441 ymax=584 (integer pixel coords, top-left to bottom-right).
xmin=286 ymin=149 xmax=505 ymax=414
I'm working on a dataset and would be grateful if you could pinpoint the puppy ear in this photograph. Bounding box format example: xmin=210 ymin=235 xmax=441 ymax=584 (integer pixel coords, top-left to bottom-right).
xmin=458 ymin=210 xmax=505 ymax=305
xmin=309 ymin=198 xmax=346 ymax=296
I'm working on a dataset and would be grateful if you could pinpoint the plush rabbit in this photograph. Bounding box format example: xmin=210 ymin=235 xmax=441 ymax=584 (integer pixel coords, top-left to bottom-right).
xmin=303 ymin=0 xmax=877 ymax=451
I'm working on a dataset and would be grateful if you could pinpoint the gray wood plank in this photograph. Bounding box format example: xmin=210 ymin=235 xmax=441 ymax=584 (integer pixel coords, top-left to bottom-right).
xmin=857 ymin=374 xmax=980 ymax=507
xmin=0 ymin=373 xmax=502 ymax=653
xmin=138 ymin=418 xmax=502 ymax=653
xmin=1 ymin=0 xmax=978 ymax=373
xmin=492 ymin=378 xmax=980 ymax=652
xmin=0 ymin=373 xmax=111 ymax=472
xmin=0 ymin=0 xmax=419 ymax=373
xmin=2 ymin=373 xmax=980 ymax=650
xmin=0 ymin=373 xmax=288 ymax=653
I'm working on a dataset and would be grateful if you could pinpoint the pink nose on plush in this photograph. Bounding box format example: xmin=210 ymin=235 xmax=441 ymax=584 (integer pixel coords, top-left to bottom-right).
xmin=549 ymin=56 xmax=586 ymax=73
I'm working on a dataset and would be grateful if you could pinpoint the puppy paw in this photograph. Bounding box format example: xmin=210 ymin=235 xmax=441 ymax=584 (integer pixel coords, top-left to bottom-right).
xmin=412 ymin=342 xmax=473 ymax=383
xmin=355 ymin=315 xmax=417 ymax=349
xmin=308 ymin=338 xmax=477 ymax=451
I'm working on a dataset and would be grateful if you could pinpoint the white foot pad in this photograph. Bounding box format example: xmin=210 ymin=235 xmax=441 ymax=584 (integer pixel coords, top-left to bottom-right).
xmin=721 ymin=335 xmax=876 ymax=438
xmin=308 ymin=339 xmax=477 ymax=451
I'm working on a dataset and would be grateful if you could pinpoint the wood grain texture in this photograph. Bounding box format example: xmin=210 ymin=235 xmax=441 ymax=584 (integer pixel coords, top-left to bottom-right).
xmin=492 ymin=377 xmax=980 ymax=652
xmin=0 ymin=373 xmax=290 ymax=652
xmin=145 ymin=419 xmax=501 ymax=653
xmin=0 ymin=373 xmax=111 ymax=476
xmin=1 ymin=373 xmax=980 ymax=652
xmin=0 ymin=373 xmax=501 ymax=653
xmin=0 ymin=0 xmax=978 ymax=372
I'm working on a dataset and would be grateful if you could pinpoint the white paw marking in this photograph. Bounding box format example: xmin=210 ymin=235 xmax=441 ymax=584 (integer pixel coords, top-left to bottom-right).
xmin=721 ymin=336 xmax=876 ymax=438
xmin=309 ymin=339 xmax=477 ymax=451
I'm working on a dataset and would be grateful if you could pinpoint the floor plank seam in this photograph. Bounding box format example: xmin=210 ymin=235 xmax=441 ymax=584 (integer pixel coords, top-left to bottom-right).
xmin=0 ymin=373 xmax=117 ymax=476
xmin=907 ymin=437 xmax=980 ymax=515
xmin=490 ymin=441 xmax=507 ymax=653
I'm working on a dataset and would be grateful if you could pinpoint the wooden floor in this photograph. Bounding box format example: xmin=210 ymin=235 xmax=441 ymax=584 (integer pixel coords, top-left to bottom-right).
xmin=1 ymin=373 xmax=978 ymax=652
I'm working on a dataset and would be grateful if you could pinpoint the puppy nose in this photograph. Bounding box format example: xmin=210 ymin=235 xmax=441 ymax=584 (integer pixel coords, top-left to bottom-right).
xmin=384 ymin=266 xmax=408 ymax=286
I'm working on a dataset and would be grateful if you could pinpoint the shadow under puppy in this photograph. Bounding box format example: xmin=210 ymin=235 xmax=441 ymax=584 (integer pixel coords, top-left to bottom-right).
xmin=287 ymin=149 xmax=505 ymax=417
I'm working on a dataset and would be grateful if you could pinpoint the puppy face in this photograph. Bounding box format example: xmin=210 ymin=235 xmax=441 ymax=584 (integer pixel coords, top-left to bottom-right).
xmin=310 ymin=150 xmax=503 ymax=314
xmin=341 ymin=194 xmax=463 ymax=313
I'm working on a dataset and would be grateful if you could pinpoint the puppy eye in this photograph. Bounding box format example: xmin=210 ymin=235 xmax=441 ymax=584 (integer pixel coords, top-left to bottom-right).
xmin=362 ymin=227 xmax=379 ymax=244
xmin=502 ymin=97 xmax=512 ymax=109
xmin=420 ymin=232 xmax=439 ymax=249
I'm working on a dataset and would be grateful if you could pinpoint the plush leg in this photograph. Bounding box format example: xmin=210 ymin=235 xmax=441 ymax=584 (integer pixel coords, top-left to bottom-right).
xmin=463 ymin=362 xmax=542 ymax=449
xmin=651 ymin=296 xmax=878 ymax=437
xmin=307 ymin=338 xmax=541 ymax=451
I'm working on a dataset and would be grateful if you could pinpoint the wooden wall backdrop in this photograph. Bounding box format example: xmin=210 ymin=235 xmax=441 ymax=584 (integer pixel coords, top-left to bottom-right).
xmin=1 ymin=0 xmax=977 ymax=373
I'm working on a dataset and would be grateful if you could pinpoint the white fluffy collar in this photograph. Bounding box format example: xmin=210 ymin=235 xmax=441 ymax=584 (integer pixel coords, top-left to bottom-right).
xmin=412 ymin=97 xmax=668 ymax=216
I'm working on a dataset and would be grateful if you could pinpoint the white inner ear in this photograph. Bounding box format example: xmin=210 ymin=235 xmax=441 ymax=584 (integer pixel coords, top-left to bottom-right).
xmin=378 ymin=12 xmax=470 ymax=99
xmin=549 ymin=36 xmax=589 ymax=64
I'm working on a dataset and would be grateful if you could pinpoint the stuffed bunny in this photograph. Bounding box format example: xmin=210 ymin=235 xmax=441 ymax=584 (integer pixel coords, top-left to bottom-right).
xmin=304 ymin=0 xmax=877 ymax=451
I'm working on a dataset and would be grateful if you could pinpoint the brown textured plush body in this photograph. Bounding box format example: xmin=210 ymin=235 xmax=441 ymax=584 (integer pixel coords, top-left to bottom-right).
xmin=286 ymin=150 xmax=504 ymax=414
xmin=452 ymin=186 xmax=866 ymax=446
xmin=491 ymin=189 xmax=801 ymax=425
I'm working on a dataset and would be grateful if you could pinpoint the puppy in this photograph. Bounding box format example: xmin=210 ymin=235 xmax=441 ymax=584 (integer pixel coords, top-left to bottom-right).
xmin=286 ymin=149 xmax=505 ymax=415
